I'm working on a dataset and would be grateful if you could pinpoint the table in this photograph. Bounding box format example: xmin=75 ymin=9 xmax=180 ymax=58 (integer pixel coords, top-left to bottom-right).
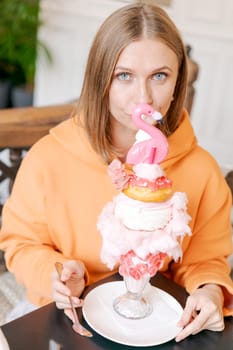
xmin=2 ymin=273 xmax=233 ymax=350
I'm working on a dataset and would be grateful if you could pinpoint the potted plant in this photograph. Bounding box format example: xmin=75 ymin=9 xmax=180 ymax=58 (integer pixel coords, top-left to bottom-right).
xmin=0 ymin=0 xmax=52 ymax=107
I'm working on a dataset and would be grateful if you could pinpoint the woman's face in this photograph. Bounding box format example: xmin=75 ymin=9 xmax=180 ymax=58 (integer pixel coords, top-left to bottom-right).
xmin=109 ymin=38 xmax=179 ymax=132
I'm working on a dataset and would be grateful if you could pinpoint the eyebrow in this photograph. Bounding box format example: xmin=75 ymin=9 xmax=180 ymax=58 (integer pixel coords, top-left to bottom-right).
xmin=114 ymin=65 xmax=173 ymax=72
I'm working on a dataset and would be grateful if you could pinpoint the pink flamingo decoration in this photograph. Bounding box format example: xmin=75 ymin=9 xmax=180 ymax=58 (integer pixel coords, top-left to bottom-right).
xmin=126 ymin=103 xmax=168 ymax=165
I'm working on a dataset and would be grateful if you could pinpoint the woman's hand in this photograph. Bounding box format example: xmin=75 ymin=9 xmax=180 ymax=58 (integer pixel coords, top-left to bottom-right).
xmin=175 ymin=284 xmax=224 ymax=342
xmin=51 ymin=260 xmax=85 ymax=321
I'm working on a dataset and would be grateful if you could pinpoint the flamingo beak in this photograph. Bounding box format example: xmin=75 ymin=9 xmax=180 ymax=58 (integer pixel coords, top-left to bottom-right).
xmin=152 ymin=111 xmax=163 ymax=126
xmin=141 ymin=111 xmax=163 ymax=126
xmin=141 ymin=113 xmax=157 ymax=126
xmin=152 ymin=111 xmax=163 ymax=121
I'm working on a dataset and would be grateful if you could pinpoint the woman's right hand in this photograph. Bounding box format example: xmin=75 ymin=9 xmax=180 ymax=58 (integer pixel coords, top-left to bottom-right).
xmin=51 ymin=260 xmax=85 ymax=321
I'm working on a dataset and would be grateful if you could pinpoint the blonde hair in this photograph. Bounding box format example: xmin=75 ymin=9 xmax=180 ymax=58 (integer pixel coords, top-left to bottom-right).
xmin=76 ymin=2 xmax=188 ymax=163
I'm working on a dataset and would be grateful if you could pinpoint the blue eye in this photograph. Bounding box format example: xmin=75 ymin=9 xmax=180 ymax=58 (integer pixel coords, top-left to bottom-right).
xmin=117 ymin=72 xmax=130 ymax=81
xmin=153 ymin=72 xmax=167 ymax=81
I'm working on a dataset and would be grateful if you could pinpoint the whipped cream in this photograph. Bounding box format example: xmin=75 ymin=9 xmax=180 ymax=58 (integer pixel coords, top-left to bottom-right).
xmin=115 ymin=193 xmax=171 ymax=231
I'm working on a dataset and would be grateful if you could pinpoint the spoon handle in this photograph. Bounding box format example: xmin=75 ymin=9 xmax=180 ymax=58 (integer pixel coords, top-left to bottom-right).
xmin=54 ymin=262 xmax=93 ymax=337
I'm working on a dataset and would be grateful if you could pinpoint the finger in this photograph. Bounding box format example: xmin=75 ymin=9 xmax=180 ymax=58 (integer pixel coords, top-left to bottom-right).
xmin=55 ymin=296 xmax=83 ymax=309
xmin=54 ymin=293 xmax=73 ymax=309
xmin=176 ymin=312 xmax=207 ymax=342
xmin=177 ymin=299 xmax=195 ymax=327
xmin=56 ymin=301 xmax=71 ymax=310
xmin=62 ymin=261 xmax=85 ymax=281
xmin=176 ymin=322 xmax=197 ymax=342
xmin=52 ymin=279 xmax=71 ymax=297
xmin=64 ymin=260 xmax=85 ymax=274
xmin=63 ymin=303 xmax=84 ymax=323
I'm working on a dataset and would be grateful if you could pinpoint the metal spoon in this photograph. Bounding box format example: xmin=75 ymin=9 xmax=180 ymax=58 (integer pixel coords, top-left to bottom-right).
xmin=55 ymin=262 xmax=93 ymax=337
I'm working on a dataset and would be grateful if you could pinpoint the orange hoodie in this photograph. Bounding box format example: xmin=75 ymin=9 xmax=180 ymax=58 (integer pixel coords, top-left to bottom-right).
xmin=0 ymin=109 xmax=232 ymax=315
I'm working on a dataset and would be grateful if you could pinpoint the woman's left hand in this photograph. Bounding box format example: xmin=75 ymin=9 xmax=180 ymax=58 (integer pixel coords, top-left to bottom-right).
xmin=175 ymin=284 xmax=224 ymax=342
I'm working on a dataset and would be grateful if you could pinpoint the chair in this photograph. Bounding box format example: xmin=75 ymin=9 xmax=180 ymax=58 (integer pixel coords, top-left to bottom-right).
xmin=0 ymin=103 xmax=74 ymax=213
xmin=225 ymin=171 xmax=233 ymax=199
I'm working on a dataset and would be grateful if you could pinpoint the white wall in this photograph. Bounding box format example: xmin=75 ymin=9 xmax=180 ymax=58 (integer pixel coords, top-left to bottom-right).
xmin=35 ymin=0 xmax=127 ymax=105
xmin=165 ymin=0 xmax=233 ymax=171
xmin=35 ymin=0 xmax=233 ymax=170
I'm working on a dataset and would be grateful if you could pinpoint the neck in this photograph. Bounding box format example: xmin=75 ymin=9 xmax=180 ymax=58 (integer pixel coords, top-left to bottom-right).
xmin=111 ymin=121 xmax=136 ymax=162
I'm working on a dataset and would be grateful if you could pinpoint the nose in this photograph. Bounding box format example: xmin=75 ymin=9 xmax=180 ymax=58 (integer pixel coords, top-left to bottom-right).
xmin=134 ymin=79 xmax=153 ymax=105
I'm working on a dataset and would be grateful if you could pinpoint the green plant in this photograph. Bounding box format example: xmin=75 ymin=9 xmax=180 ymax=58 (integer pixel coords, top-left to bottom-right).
xmin=0 ymin=0 xmax=51 ymax=88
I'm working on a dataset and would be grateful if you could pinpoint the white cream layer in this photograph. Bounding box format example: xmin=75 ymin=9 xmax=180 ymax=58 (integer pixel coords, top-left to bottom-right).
xmin=114 ymin=193 xmax=171 ymax=231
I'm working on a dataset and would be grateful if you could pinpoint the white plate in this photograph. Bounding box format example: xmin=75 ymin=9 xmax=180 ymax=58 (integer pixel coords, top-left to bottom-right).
xmin=0 ymin=329 xmax=10 ymax=350
xmin=83 ymin=281 xmax=183 ymax=347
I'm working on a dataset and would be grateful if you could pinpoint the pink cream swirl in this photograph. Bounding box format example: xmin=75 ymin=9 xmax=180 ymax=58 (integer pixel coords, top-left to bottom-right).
xmin=119 ymin=250 xmax=167 ymax=280
xmin=107 ymin=159 xmax=129 ymax=191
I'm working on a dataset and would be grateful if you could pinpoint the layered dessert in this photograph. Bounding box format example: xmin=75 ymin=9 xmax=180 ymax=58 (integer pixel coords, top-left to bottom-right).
xmin=97 ymin=103 xmax=191 ymax=282
xmin=97 ymin=160 xmax=191 ymax=279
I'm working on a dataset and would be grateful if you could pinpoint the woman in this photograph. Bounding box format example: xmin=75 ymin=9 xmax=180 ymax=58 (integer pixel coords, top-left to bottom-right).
xmin=0 ymin=1 xmax=232 ymax=342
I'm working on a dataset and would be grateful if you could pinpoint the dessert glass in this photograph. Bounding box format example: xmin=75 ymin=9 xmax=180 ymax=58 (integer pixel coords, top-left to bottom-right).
xmin=113 ymin=272 xmax=152 ymax=319
xmin=113 ymin=251 xmax=166 ymax=319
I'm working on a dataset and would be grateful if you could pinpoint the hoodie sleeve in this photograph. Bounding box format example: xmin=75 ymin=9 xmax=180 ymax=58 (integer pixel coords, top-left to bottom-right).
xmin=0 ymin=144 xmax=70 ymax=306
xmin=171 ymin=158 xmax=233 ymax=316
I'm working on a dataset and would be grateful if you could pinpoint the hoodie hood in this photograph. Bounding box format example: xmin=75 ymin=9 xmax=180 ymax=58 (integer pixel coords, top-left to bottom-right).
xmin=50 ymin=116 xmax=106 ymax=171
xmin=163 ymin=109 xmax=197 ymax=168
xmin=49 ymin=108 xmax=197 ymax=170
